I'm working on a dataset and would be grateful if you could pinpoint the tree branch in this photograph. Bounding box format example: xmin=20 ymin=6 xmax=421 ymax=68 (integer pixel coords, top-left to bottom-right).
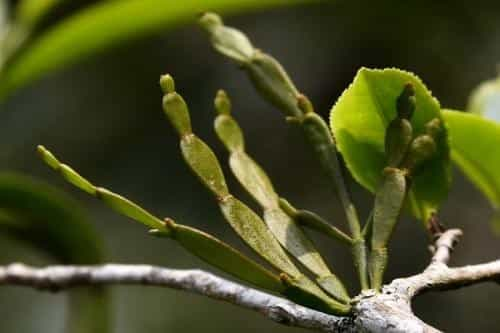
xmin=0 ymin=263 xmax=350 ymax=333
xmin=1 ymin=231 xmax=499 ymax=333
xmin=429 ymin=228 xmax=463 ymax=265
xmin=389 ymin=228 xmax=499 ymax=298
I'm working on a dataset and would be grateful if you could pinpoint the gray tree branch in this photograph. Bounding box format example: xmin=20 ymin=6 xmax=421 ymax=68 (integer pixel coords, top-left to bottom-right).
xmin=1 ymin=230 xmax=499 ymax=333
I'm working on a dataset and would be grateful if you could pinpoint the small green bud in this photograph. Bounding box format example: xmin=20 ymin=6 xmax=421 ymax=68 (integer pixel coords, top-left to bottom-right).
xmin=385 ymin=118 xmax=413 ymax=167
xmin=396 ymin=83 xmax=416 ymax=119
xmin=159 ymin=74 xmax=175 ymax=94
xmin=162 ymin=92 xmax=192 ymax=136
xmin=404 ymin=134 xmax=437 ymax=172
xmin=214 ymin=89 xmax=232 ymax=115
xmin=425 ymin=118 xmax=442 ymax=137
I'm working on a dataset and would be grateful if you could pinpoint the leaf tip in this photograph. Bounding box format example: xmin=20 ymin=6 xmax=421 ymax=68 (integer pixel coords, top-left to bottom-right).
xmin=214 ymin=89 xmax=232 ymax=115
xmin=160 ymin=74 xmax=175 ymax=94
xmin=37 ymin=145 xmax=60 ymax=170
xmin=198 ymin=12 xmax=223 ymax=31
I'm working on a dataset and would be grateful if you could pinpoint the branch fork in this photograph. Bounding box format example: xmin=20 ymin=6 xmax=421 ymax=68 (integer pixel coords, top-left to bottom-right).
xmin=1 ymin=229 xmax=499 ymax=333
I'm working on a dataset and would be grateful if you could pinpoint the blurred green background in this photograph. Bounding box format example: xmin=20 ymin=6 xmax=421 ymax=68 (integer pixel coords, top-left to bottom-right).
xmin=1 ymin=0 xmax=500 ymax=332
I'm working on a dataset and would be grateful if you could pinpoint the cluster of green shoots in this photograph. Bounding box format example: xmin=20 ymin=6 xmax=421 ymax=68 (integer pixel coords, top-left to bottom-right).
xmin=36 ymin=13 xmax=442 ymax=315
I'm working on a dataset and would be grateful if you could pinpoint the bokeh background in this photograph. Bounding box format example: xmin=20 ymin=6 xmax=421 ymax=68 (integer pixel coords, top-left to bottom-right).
xmin=1 ymin=1 xmax=500 ymax=332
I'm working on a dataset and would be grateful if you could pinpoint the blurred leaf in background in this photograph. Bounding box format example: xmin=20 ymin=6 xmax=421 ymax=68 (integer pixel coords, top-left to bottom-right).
xmin=0 ymin=171 xmax=109 ymax=332
xmin=467 ymin=70 xmax=500 ymax=122
xmin=0 ymin=0 xmax=316 ymax=101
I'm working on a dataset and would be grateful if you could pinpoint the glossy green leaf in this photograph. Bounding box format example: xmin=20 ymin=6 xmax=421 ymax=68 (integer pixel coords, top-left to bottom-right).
xmin=15 ymin=0 xmax=66 ymax=27
xmin=0 ymin=0 xmax=315 ymax=100
xmin=330 ymin=68 xmax=451 ymax=222
xmin=443 ymin=110 xmax=500 ymax=211
xmin=0 ymin=171 xmax=109 ymax=333
xmin=467 ymin=75 xmax=500 ymax=122
xmin=38 ymin=147 xmax=285 ymax=292
xmin=0 ymin=171 xmax=103 ymax=263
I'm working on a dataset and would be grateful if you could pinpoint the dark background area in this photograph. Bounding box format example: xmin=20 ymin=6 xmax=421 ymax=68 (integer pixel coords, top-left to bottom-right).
xmin=1 ymin=1 xmax=500 ymax=332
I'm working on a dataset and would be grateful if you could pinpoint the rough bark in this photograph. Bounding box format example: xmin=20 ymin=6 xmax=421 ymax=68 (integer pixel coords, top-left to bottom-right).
xmin=1 ymin=229 xmax=498 ymax=332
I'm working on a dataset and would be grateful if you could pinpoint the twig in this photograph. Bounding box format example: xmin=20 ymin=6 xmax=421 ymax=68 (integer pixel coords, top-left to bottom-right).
xmin=430 ymin=228 xmax=463 ymax=266
xmin=0 ymin=263 xmax=349 ymax=333
xmin=1 ymin=251 xmax=499 ymax=333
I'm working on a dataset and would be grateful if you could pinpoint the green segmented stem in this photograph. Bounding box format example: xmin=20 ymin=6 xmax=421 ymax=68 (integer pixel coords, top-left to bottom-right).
xmin=199 ymin=13 xmax=368 ymax=290
xmin=160 ymin=76 xmax=349 ymax=314
xmin=214 ymin=90 xmax=350 ymax=303
xmin=369 ymin=85 xmax=417 ymax=290
xmin=369 ymin=167 xmax=407 ymax=290
xmin=278 ymin=198 xmax=353 ymax=246
xmin=37 ymin=145 xmax=283 ymax=292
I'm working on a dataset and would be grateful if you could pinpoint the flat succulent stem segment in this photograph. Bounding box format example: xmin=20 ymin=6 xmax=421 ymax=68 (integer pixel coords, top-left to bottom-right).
xmin=199 ymin=12 xmax=368 ymax=290
xmin=214 ymin=97 xmax=350 ymax=303
xmin=36 ymin=145 xmax=284 ymax=293
xmin=370 ymin=168 xmax=407 ymax=290
xmin=160 ymin=76 xmax=349 ymax=314
xmin=278 ymin=198 xmax=353 ymax=246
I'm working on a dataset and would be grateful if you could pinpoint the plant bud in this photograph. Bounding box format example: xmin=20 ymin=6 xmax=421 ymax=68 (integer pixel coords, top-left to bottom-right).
xmin=214 ymin=89 xmax=232 ymax=115
xmin=159 ymin=74 xmax=175 ymax=93
xmin=385 ymin=118 xmax=413 ymax=167
xmin=405 ymin=134 xmax=437 ymax=171
xmin=425 ymin=118 xmax=442 ymax=137
xmin=396 ymin=82 xmax=416 ymax=119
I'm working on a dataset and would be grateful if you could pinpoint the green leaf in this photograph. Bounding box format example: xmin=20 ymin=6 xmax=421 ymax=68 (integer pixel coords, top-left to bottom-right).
xmin=0 ymin=0 xmax=315 ymax=100
xmin=0 ymin=171 xmax=109 ymax=333
xmin=330 ymin=68 xmax=451 ymax=222
xmin=467 ymin=75 xmax=500 ymax=122
xmin=15 ymin=0 xmax=66 ymax=27
xmin=443 ymin=110 xmax=500 ymax=210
